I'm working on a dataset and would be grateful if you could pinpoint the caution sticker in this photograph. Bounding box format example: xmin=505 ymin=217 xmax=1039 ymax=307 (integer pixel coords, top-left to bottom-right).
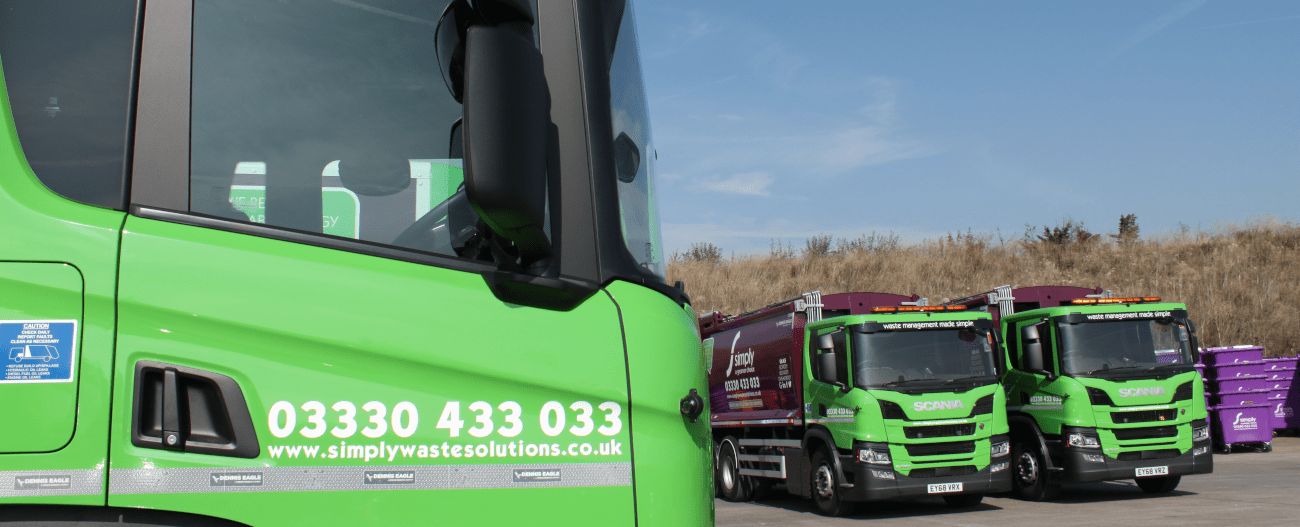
xmin=2 ymin=320 xmax=77 ymax=384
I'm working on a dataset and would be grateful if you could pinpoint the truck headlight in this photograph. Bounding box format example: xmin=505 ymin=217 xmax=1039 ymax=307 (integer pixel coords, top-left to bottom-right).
xmin=990 ymin=440 xmax=1011 ymax=458
xmin=1192 ymin=425 xmax=1210 ymax=442
xmin=857 ymin=447 xmax=891 ymax=465
xmin=1066 ymin=431 xmax=1101 ymax=449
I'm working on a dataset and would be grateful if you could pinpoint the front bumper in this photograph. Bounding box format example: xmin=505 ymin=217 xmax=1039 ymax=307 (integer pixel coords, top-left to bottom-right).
xmin=840 ymin=457 xmax=1013 ymax=502
xmin=1059 ymin=440 xmax=1214 ymax=482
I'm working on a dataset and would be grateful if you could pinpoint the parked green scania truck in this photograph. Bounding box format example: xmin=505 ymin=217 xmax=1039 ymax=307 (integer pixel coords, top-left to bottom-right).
xmin=0 ymin=1 xmax=713 ymax=525
xmin=700 ymin=292 xmax=1011 ymax=516
xmin=948 ymin=286 xmax=1213 ymax=500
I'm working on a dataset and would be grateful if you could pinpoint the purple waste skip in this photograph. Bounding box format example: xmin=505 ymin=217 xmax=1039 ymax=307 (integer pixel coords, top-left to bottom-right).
xmin=1213 ymin=375 xmax=1271 ymax=393
xmin=1265 ymin=368 xmax=1296 ymax=382
xmin=1212 ymin=404 xmax=1273 ymax=447
xmin=1264 ymin=357 xmax=1299 ymax=371
xmin=1203 ymin=346 xmax=1265 ymax=366
xmin=1270 ymin=392 xmax=1294 ymax=430
xmin=1212 ymin=361 xmax=1270 ymax=380
xmin=1288 ymin=390 xmax=1300 ymax=430
xmin=1214 ymin=390 xmax=1273 ymax=407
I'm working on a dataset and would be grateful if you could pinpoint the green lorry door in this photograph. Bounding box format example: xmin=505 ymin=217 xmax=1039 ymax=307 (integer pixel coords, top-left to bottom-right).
xmin=110 ymin=217 xmax=636 ymax=525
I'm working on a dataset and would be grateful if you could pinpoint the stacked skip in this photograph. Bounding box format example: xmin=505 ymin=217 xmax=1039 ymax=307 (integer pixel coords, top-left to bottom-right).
xmin=1262 ymin=356 xmax=1298 ymax=432
xmin=1202 ymin=345 xmax=1273 ymax=453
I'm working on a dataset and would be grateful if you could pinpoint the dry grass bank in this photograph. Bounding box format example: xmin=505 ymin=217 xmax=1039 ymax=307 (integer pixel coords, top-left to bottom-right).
xmin=668 ymin=222 xmax=1300 ymax=356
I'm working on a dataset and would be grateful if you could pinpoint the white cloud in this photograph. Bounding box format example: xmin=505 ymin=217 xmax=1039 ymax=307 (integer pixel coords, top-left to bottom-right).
xmin=814 ymin=126 xmax=932 ymax=173
xmin=1113 ymin=0 xmax=1207 ymax=57
xmin=698 ymin=172 xmax=774 ymax=197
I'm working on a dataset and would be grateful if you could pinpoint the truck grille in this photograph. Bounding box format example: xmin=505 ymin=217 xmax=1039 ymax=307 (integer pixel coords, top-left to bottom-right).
xmin=1112 ymin=426 xmax=1178 ymax=440
xmin=1116 ymin=449 xmax=1180 ymax=461
xmin=904 ymin=441 xmax=975 ymax=457
xmin=1111 ymin=409 xmax=1178 ymax=424
xmin=907 ymin=465 xmax=976 ymax=478
xmin=904 ymin=423 xmax=976 ymax=439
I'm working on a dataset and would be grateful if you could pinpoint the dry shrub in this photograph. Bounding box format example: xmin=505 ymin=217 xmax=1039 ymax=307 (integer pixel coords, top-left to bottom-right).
xmin=669 ymin=221 xmax=1300 ymax=356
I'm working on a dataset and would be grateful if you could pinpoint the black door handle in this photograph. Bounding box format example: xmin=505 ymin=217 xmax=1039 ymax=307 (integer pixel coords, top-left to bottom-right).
xmin=132 ymin=361 xmax=260 ymax=458
xmin=680 ymin=388 xmax=704 ymax=422
xmin=161 ymin=368 xmax=184 ymax=450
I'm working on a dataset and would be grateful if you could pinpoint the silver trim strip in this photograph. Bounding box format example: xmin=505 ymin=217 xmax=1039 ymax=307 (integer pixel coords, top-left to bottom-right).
xmin=108 ymin=462 xmax=630 ymax=494
xmin=712 ymin=418 xmax=794 ymax=426
xmin=738 ymin=439 xmax=802 ymax=448
xmin=0 ymin=469 xmax=103 ymax=498
xmin=806 ymin=417 xmax=855 ymax=424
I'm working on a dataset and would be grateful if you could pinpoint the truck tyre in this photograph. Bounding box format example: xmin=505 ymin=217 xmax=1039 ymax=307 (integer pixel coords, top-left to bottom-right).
xmin=716 ymin=438 xmax=752 ymax=502
xmin=1135 ymin=475 xmax=1181 ymax=494
xmin=942 ymin=494 xmax=984 ymax=508
xmin=809 ymin=449 xmax=852 ymax=516
xmin=1011 ymin=439 xmax=1059 ymax=501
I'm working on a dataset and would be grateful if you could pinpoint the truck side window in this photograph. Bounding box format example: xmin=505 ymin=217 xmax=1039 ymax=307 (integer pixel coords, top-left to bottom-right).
xmin=188 ymin=0 xmax=474 ymax=257
xmin=607 ymin=3 xmax=665 ymax=277
xmin=0 ymin=0 xmax=140 ymax=209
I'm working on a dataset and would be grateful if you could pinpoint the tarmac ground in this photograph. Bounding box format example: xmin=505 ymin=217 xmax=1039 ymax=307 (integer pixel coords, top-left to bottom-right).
xmin=716 ymin=435 xmax=1300 ymax=526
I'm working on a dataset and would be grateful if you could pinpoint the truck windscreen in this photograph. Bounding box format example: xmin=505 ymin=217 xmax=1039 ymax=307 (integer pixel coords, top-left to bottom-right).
xmin=1057 ymin=319 xmax=1194 ymax=376
xmin=851 ymin=329 xmax=997 ymax=388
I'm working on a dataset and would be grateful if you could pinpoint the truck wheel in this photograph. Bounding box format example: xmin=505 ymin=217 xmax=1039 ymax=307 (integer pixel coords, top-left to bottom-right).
xmin=810 ymin=450 xmax=852 ymax=516
xmin=942 ymin=494 xmax=984 ymax=508
xmin=1135 ymin=475 xmax=1181 ymax=494
xmin=1011 ymin=439 xmax=1058 ymax=501
xmin=716 ymin=438 xmax=752 ymax=502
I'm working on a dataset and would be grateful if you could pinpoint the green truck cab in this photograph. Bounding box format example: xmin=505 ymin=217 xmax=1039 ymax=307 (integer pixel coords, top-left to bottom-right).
xmin=949 ymin=285 xmax=1213 ymax=500
xmin=0 ymin=1 xmax=713 ymax=526
xmin=701 ymin=292 xmax=1011 ymax=516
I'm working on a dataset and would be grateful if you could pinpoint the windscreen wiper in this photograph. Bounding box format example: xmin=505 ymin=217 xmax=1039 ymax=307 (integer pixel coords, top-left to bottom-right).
xmin=1081 ymin=365 xmax=1147 ymax=375
xmin=944 ymin=374 xmax=997 ymax=385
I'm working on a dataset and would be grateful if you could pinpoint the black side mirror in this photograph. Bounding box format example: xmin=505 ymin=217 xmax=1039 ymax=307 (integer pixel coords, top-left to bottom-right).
xmin=1020 ymin=324 xmax=1051 ymax=378
xmin=816 ymin=333 xmax=835 ymax=352
xmin=437 ymin=0 xmax=551 ymax=263
xmin=614 ymin=132 xmax=641 ymax=183
xmin=816 ymin=352 xmax=839 ymax=385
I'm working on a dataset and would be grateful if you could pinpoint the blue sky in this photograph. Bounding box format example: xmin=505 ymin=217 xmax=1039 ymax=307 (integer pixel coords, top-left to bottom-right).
xmin=632 ymin=1 xmax=1300 ymax=255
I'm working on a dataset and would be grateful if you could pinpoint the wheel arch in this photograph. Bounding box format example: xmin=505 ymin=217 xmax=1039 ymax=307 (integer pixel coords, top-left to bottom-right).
xmin=802 ymin=426 xmax=848 ymax=481
xmin=1007 ymin=412 xmax=1055 ymax=470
